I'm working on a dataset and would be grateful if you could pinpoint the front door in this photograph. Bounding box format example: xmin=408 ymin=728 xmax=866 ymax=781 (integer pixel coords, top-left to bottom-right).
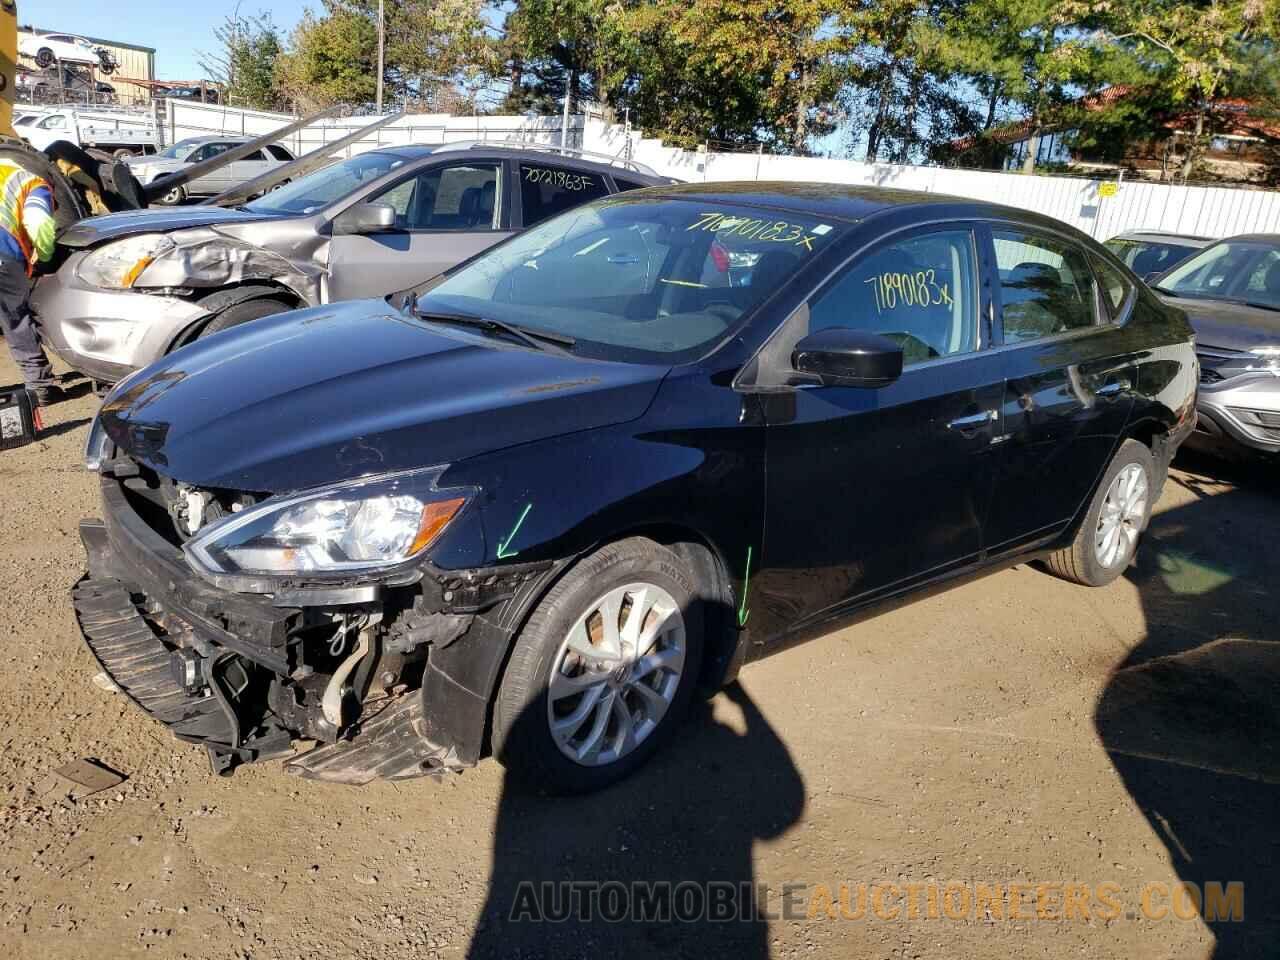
xmin=750 ymin=225 xmax=1004 ymax=647
xmin=326 ymin=161 xmax=511 ymax=302
xmin=983 ymin=227 xmax=1137 ymax=554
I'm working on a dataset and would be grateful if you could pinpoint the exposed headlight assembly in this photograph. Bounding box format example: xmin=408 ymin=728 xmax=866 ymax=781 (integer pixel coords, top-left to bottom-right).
xmin=183 ymin=467 xmax=473 ymax=591
xmin=76 ymin=234 xmax=175 ymax=290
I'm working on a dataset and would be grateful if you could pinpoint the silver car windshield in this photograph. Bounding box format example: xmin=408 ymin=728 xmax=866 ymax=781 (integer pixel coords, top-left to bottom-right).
xmin=416 ymin=196 xmax=844 ymax=364
xmin=1158 ymin=240 xmax=1280 ymax=310
xmin=156 ymin=139 xmax=201 ymax=161
xmin=243 ymin=151 xmax=408 ymax=215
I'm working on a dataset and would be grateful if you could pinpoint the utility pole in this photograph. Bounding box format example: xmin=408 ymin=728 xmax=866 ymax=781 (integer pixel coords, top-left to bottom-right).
xmin=375 ymin=0 xmax=385 ymax=113
xmin=560 ymin=67 xmax=571 ymax=149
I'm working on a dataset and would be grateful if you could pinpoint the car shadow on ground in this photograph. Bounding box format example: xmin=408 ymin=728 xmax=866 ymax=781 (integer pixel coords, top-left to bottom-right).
xmin=465 ymin=682 xmax=805 ymax=959
xmin=1097 ymin=452 xmax=1280 ymax=957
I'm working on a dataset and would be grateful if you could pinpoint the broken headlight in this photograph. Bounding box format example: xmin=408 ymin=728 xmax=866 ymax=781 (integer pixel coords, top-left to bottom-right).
xmin=76 ymin=234 xmax=176 ymax=290
xmin=183 ymin=467 xmax=473 ymax=587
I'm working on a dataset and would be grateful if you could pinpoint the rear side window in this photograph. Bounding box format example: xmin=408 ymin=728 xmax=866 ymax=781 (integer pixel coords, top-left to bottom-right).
xmin=613 ymin=176 xmax=648 ymax=192
xmin=809 ymin=229 xmax=979 ymax=367
xmin=239 ymin=149 xmax=266 ymax=162
xmin=994 ymin=231 xmax=1099 ymax=342
xmin=1091 ymin=256 xmax=1132 ymax=319
xmin=520 ymin=163 xmax=610 ymax=227
xmin=265 ymin=144 xmax=293 ymax=161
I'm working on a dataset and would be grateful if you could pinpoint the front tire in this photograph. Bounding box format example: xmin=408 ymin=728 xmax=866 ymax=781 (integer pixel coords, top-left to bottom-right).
xmin=492 ymin=537 xmax=704 ymax=793
xmin=1045 ymin=439 xmax=1155 ymax=587
xmin=154 ymin=181 xmax=186 ymax=206
xmin=198 ymin=297 xmax=293 ymax=339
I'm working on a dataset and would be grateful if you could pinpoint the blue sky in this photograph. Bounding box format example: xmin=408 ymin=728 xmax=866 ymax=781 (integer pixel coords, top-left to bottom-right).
xmin=33 ymin=1 xmax=314 ymax=80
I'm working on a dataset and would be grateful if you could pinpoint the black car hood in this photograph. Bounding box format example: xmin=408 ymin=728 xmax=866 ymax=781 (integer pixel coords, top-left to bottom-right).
xmin=59 ymin=206 xmax=281 ymax=249
xmin=1158 ymin=293 xmax=1280 ymax=352
xmin=100 ymin=301 xmax=670 ymax=491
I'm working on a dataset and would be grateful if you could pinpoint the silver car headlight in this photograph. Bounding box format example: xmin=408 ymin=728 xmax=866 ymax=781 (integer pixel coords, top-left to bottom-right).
xmin=76 ymin=234 xmax=176 ymax=290
xmin=183 ymin=467 xmax=473 ymax=586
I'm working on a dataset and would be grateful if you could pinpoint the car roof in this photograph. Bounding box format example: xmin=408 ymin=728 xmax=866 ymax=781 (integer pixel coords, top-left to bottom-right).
xmin=368 ymin=143 xmax=669 ymax=181
xmin=1219 ymin=233 xmax=1280 ymax=244
xmin=619 ymin=181 xmax=1062 ymax=226
xmin=1109 ymin=230 xmax=1214 ymax=245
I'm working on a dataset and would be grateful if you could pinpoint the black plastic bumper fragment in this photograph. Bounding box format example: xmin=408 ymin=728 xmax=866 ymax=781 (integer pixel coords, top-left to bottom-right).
xmin=72 ymin=576 xmax=234 ymax=744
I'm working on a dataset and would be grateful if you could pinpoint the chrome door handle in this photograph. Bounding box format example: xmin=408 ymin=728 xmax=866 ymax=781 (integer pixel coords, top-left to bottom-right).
xmin=1096 ymin=379 xmax=1131 ymax=399
xmin=947 ymin=409 xmax=998 ymax=431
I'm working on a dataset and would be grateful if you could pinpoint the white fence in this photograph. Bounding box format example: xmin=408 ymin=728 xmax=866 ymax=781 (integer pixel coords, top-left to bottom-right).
xmin=162 ymin=101 xmax=1280 ymax=241
xmin=585 ymin=119 xmax=1280 ymax=240
xmin=164 ymin=100 xmax=582 ymax=162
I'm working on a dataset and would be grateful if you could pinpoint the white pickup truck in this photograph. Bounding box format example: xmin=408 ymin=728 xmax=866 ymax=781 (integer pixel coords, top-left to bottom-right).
xmin=20 ymin=106 xmax=158 ymax=156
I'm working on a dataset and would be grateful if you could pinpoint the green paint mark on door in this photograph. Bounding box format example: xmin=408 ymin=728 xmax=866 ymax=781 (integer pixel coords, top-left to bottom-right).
xmin=737 ymin=545 xmax=753 ymax=627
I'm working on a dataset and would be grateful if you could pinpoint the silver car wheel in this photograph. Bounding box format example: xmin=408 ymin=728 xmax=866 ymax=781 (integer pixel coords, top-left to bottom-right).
xmin=546 ymin=582 xmax=685 ymax=767
xmin=1094 ymin=462 xmax=1148 ymax=569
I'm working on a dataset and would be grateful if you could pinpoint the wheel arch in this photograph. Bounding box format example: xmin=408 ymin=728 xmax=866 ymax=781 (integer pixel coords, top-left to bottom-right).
xmin=473 ymin=521 xmax=744 ymax=759
xmin=166 ymin=282 xmax=305 ymax=352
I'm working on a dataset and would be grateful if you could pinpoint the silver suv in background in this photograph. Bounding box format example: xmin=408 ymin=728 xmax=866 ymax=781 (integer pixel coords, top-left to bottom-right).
xmin=34 ymin=143 xmax=672 ymax=383
xmin=1104 ymin=230 xmax=1212 ymax=280
xmin=126 ymin=136 xmax=297 ymax=205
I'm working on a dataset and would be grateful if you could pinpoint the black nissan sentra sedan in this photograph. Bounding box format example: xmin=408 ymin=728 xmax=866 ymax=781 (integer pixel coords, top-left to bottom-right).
xmin=75 ymin=183 xmax=1197 ymax=792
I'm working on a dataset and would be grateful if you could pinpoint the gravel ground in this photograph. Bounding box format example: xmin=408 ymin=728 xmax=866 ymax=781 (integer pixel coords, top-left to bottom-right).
xmin=0 ymin=353 xmax=1275 ymax=960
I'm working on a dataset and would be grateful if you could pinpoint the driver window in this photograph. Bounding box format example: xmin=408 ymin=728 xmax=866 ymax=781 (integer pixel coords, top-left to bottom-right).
xmin=371 ymin=163 xmax=501 ymax=231
xmin=809 ymin=229 xmax=979 ymax=366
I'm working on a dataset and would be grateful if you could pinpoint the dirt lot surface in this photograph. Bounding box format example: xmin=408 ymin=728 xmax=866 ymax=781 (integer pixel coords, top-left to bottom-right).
xmin=0 ymin=355 xmax=1276 ymax=960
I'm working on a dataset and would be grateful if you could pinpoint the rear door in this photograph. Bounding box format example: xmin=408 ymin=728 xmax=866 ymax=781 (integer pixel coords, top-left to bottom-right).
xmin=186 ymin=141 xmax=236 ymax=195
xmin=326 ymin=160 xmax=510 ymax=301
xmin=225 ymin=148 xmax=273 ymax=190
xmin=982 ymin=225 xmax=1138 ymax=555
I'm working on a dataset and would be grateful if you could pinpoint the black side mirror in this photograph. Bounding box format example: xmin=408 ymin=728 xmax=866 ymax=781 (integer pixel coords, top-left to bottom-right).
xmin=791 ymin=328 xmax=904 ymax=388
xmin=335 ymin=202 xmax=397 ymax=236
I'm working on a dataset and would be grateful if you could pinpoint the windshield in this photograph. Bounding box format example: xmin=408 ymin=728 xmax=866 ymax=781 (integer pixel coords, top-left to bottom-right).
xmin=1104 ymin=238 xmax=1199 ymax=277
xmin=1158 ymin=240 xmax=1280 ymax=309
xmin=243 ymin=151 xmax=410 ymax=215
xmin=156 ymin=139 xmax=202 ymax=161
xmin=416 ymin=196 xmax=844 ymax=363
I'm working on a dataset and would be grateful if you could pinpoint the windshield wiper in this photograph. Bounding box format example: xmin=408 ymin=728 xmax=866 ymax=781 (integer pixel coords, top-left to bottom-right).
xmin=412 ymin=308 xmax=576 ymax=353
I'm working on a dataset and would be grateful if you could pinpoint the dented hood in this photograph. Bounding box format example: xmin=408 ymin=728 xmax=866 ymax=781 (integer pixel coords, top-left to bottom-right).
xmin=99 ymin=300 xmax=670 ymax=491
xmin=59 ymin=207 xmax=283 ymax=249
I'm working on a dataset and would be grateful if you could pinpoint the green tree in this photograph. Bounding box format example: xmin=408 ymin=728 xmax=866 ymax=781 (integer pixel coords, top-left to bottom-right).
xmin=1081 ymin=0 xmax=1280 ymax=177
xmin=921 ymin=0 xmax=1142 ymax=172
xmin=199 ymin=13 xmax=284 ymax=110
xmin=275 ymin=9 xmax=378 ymax=110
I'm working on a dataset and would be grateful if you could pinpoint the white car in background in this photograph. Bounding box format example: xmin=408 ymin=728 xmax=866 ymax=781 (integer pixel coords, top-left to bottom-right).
xmin=126 ymin=136 xmax=297 ymax=204
xmin=18 ymin=30 xmax=115 ymax=73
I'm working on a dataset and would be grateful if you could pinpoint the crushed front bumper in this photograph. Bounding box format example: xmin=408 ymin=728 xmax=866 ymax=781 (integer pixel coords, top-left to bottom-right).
xmin=74 ymin=473 xmax=556 ymax=782
xmin=31 ymin=260 xmax=210 ymax=383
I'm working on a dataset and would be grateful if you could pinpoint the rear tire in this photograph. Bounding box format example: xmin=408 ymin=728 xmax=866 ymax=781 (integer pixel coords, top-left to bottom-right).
xmin=492 ymin=537 xmax=704 ymax=794
xmin=35 ymin=48 xmax=54 ymax=68
xmin=198 ymin=297 xmax=292 ymax=339
xmin=154 ymin=181 xmax=186 ymax=205
xmin=1045 ymin=439 xmax=1155 ymax=587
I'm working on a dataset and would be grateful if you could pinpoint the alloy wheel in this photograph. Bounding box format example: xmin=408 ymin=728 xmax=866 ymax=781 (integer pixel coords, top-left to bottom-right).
xmin=1094 ymin=463 xmax=1148 ymax=569
xmin=546 ymin=582 xmax=686 ymax=767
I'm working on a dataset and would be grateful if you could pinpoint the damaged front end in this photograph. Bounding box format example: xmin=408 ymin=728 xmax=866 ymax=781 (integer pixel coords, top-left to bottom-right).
xmin=74 ymin=454 xmax=555 ymax=783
